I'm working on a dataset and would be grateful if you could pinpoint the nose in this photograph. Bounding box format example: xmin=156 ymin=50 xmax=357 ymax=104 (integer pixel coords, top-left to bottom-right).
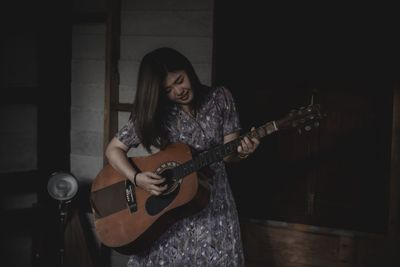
xmin=173 ymin=85 xmax=184 ymax=96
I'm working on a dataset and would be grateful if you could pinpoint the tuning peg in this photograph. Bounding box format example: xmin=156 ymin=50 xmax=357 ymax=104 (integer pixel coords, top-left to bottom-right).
xmin=305 ymin=125 xmax=312 ymax=131
xmin=314 ymin=121 xmax=320 ymax=128
xmin=297 ymin=128 xmax=302 ymax=135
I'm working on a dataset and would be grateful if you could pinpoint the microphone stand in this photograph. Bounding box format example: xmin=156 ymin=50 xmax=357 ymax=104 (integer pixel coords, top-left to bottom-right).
xmin=46 ymin=171 xmax=79 ymax=267
xmin=58 ymin=200 xmax=71 ymax=267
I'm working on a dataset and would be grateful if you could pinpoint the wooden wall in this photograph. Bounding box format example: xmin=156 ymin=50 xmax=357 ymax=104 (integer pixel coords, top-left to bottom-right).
xmin=239 ymin=87 xmax=400 ymax=267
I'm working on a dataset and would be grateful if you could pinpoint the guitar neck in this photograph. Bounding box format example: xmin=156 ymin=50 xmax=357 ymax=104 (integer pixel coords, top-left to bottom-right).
xmin=174 ymin=121 xmax=279 ymax=179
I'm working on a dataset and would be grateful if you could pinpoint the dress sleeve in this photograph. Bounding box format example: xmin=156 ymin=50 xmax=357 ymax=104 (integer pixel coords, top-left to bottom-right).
xmin=115 ymin=114 xmax=141 ymax=149
xmin=217 ymin=87 xmax=242 ymax=136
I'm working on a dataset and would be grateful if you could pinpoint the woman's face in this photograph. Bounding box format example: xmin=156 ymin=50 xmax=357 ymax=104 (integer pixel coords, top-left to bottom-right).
xmin=164 ymin=70 xmax=194 ymax=107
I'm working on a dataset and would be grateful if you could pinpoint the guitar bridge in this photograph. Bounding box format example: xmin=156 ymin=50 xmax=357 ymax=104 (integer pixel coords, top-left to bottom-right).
xmin=125 ymin=179 xmax=137 ymax=213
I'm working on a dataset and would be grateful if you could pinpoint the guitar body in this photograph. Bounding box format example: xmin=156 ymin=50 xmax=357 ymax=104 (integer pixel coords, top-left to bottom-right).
xmin=89 ymin=104 xmax=322 ymax=255
xmin=90 ymin=142 xmax=210 ymax=255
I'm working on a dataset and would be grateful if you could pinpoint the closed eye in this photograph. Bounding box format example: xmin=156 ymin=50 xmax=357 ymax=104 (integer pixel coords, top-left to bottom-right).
xmin=175 ymin=76 xmax=183 ymax=84
xmin=165 ymin=73 xmax=184 ymax=93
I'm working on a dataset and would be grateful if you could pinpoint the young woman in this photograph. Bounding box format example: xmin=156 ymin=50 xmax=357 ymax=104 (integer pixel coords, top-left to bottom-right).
xmin=105 ymin=47 xmax=259 ymax=266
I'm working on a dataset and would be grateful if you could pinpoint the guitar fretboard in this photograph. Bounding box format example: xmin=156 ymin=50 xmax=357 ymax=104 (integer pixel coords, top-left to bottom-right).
xmin=173 ymin=121 xmax=278 ymax=179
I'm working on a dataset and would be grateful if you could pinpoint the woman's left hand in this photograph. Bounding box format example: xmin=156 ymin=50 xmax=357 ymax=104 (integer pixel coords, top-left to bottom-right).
xmin=237 ymin=127 xmax=260 ymax=158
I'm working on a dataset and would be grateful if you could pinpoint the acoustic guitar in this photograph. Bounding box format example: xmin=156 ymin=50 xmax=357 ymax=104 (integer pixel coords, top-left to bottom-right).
xmin=90 ymin=104 xmax=322 ymax=255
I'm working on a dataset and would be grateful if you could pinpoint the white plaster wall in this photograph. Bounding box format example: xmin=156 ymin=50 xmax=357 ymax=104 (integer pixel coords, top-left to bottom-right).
xmin=70 ymin=0 xmax=214 ymax=265
xmin=70 ymin=24 xmax=106 ymax=184
xmin=118 ymin=0 xmax=214 ymax=160
xmin=113 ymin=0 xmax=214 ymax=265
xmin=69 ymin=23 xmax=106 ymax=263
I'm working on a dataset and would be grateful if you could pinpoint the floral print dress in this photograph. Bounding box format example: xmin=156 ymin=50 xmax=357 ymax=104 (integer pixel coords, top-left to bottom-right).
xmin=116 ymin=87 xmax=244 ymax=267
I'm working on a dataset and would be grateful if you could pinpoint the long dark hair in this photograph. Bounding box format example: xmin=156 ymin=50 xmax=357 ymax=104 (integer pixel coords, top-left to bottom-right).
xmin=132 ymin=47 xmax=209 ymax=152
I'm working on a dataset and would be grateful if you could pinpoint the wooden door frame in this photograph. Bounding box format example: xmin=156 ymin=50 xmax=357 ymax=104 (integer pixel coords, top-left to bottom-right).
xmin=388 ymin=84 xmax=400 ymax=239
xmin=103 ymin=0 xmax=121 ymax=165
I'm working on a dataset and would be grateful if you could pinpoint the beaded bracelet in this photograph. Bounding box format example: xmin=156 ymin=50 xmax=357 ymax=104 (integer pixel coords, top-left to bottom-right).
xmin=133 ymin=172 xmax=139 ymax=187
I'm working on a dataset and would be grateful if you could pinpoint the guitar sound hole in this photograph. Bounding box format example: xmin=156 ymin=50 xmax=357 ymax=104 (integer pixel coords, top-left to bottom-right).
xmin=159 ymin=169 xmax=179 ymax=195
xmin=159 ymin=169 xmax=173 ymax=186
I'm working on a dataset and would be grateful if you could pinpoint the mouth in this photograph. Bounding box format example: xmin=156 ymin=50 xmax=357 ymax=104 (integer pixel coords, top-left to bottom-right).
xmin=179 ymin=92 xmax=189 ymax=101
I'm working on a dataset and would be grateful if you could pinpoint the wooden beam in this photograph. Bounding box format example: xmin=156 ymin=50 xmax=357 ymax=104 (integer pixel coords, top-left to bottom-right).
xmin=103 ymin=0 xmax=121 ymax=165
xmin=388 ymin=83 xmax=400 ymax=239
xmin=111 ymin=103 xmax=133 ymax=112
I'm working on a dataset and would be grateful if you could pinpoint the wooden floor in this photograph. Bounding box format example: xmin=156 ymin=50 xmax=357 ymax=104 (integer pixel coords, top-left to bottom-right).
xmin=241 ymin=220 xmax=399 ymax=267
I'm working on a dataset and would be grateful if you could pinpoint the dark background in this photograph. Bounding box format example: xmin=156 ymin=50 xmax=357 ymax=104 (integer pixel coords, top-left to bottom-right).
xmin=1 ymin=0 xmax=399 ymax=266
xmin=213 ymin=0 xmax=397 ymax=233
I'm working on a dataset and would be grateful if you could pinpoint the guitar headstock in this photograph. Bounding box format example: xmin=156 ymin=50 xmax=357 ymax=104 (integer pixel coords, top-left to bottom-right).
xmin=275 ymin=104 xmax=324 ymax=133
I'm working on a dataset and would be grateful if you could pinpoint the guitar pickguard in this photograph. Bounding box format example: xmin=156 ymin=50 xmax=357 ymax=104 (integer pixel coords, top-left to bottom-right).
xmin=145 ymin=160 xmax=182 ymax=216
xmin=145 ymin=185 xmax=180 ymax=216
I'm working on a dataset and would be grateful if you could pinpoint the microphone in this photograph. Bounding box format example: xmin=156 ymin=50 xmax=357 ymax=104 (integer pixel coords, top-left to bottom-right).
xmin=47 ymin=171 xmax=78 ymax=202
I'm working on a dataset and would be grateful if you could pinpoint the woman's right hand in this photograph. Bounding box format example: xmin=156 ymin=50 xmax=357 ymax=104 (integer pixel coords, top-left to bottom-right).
xmin=134 ymin=172 xmax=167 ymax=195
